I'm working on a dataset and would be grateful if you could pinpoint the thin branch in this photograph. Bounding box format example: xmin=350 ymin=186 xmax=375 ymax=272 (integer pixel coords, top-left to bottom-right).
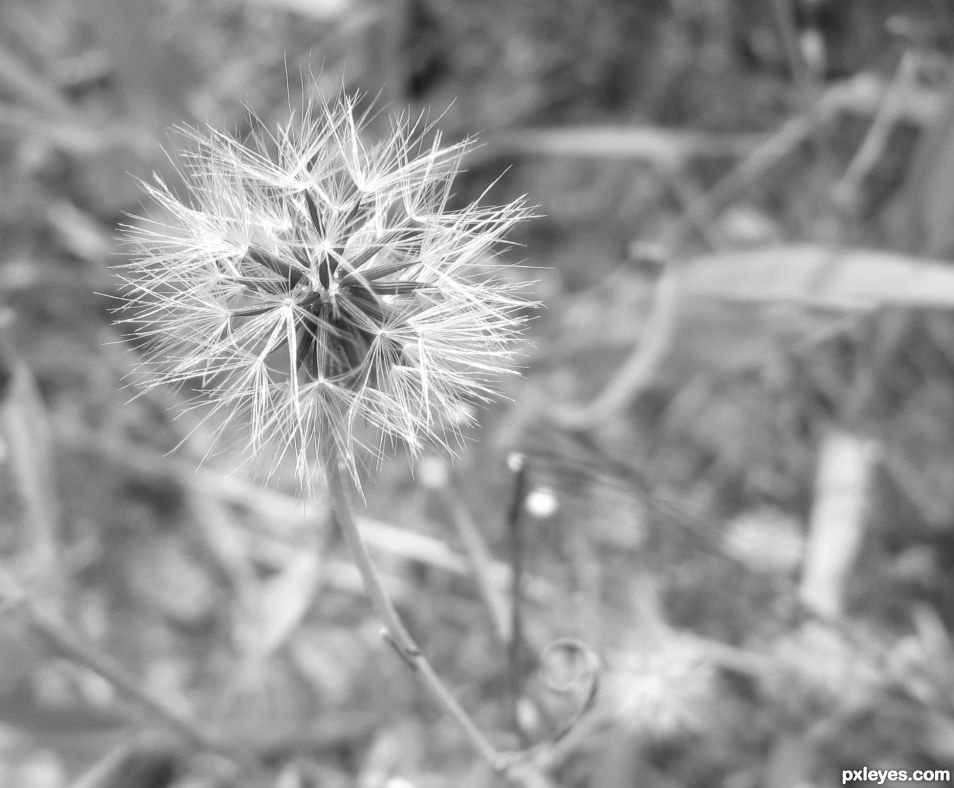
xmin=832 ymin=51 xmax=920 ymax=214
xmin=435 ymin=470 xmax=511 ymax=645
xmin=551 ymin=265 xmax=682 ymax=430
xmin=769 ymin=0 xmax=812 ymax=91
xmin=505 ymin=452 xmax=529 ymax=740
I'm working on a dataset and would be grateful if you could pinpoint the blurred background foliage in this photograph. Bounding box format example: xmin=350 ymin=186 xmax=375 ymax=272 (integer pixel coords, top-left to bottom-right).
xmin=3 ymin=0 xmax=954 ymax=786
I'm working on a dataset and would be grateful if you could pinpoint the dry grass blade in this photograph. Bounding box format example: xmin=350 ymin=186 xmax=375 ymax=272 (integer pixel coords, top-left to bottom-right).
xmin=833 ymin=52 xmax=921 ymax=214
xmin=419 ymin=457 xmax=512 ymax=644
xmin=494 ymin=126 xmax=760 ymax=165
xmin=60 ymin=424 xmax=474 ymax=574
xmin=662 ymin=73 xmax=942 ymax=250
xmin=799 ymin=431 xmax=876 ymax=618
xmin=233 ymin=532 xmax=328 ymax=682
xmin=556 ymin=244 xmax=954 ymax=429
xmin=682 ymin=245 xmax=954 ymax=309
xmin=242 ymin=0 xmax=353 ymax=18
xmin=0 ymin=313 xmax=61 ymax=590
xmin=553 ymin=268 xmax=682 ymax=430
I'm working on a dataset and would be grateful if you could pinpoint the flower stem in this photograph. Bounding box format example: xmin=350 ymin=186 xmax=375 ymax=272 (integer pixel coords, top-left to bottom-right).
xmin=325 ymin=455 xmax=506 ymax=770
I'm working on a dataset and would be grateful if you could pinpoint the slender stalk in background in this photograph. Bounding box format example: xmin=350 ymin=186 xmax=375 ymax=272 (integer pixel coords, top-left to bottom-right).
xmin=325 ymin=453 xmax=505 ymax=767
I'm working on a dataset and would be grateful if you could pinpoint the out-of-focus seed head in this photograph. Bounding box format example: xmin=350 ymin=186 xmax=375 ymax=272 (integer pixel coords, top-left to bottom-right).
xmin=117 ymin=91 xmax=534 ymax=494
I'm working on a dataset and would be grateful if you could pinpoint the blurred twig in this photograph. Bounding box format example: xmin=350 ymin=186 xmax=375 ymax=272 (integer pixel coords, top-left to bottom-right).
xmin=422 ymin=458 xmax=512 ymax=645
xmin=891 ymin=58 xmax=954 ymax=256
xmin=833 ymin=51 xmax=921 ymax=215
xmin=661 ymin=73 xmax=941 ymax=251
xmin=506 ymin=452 xmax=530 ymax=741
xmin=551 ymin=264 xmax=682 ymax=430
xmin=219 ymin=525 xmax=330 ymax=716
xmin=532 ymin=72 xmax=943 ymax=335
xmin=770 ymin=0 xmax=813 ymax=90
xmin=769 ymin=0 xmax=839 ymax=227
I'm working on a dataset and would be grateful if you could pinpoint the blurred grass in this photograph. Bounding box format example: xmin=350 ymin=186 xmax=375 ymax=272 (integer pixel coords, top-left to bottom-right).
xmin=3 ymin=0 xmax=954 ymax=786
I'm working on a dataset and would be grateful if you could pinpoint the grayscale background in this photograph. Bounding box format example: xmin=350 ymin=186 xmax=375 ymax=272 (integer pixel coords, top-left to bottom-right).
xmin=1 ymin=1 xmax=953 ymax=786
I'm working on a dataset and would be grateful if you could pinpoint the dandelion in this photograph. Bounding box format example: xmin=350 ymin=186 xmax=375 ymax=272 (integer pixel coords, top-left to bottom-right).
xmin=117 ymin=91 xmax=533 ymax=494
xmin=611 ymin=635 xmax=713 ymax=740
xmin=117 ymin=88 xmax=536 ymax=771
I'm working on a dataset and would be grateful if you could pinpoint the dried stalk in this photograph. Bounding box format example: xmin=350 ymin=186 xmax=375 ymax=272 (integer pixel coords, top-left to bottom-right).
xmin=324 ymin=453 xmax=511 ymax=770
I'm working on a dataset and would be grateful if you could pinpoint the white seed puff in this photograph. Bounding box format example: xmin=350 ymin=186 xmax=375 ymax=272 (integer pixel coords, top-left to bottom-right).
xmin=116 ymin=92 xmax=534 ymax=493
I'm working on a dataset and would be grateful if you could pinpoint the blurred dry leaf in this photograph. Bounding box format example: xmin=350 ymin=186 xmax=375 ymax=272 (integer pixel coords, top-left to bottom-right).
xmin=723 ymin=508 xmax=804 ymax=575
xmin=0 ymin=313 xmax=61 ymax=588
xmin=241 ymin=544 xmax=326 ymax=666
xmin=901 ymin=604 xmax=954 ymax=709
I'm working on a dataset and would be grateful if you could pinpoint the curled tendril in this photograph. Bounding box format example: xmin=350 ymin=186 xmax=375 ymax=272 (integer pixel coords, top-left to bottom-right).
xmin=538 ymin=637 xmax=601 ymax=742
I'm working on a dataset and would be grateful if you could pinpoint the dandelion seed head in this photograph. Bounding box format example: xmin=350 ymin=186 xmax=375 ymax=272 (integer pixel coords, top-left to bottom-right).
xmin=117 ymin=91 xmax=535 ymax=494
xmin=611 ymin=636 xmax=713 ymax=740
